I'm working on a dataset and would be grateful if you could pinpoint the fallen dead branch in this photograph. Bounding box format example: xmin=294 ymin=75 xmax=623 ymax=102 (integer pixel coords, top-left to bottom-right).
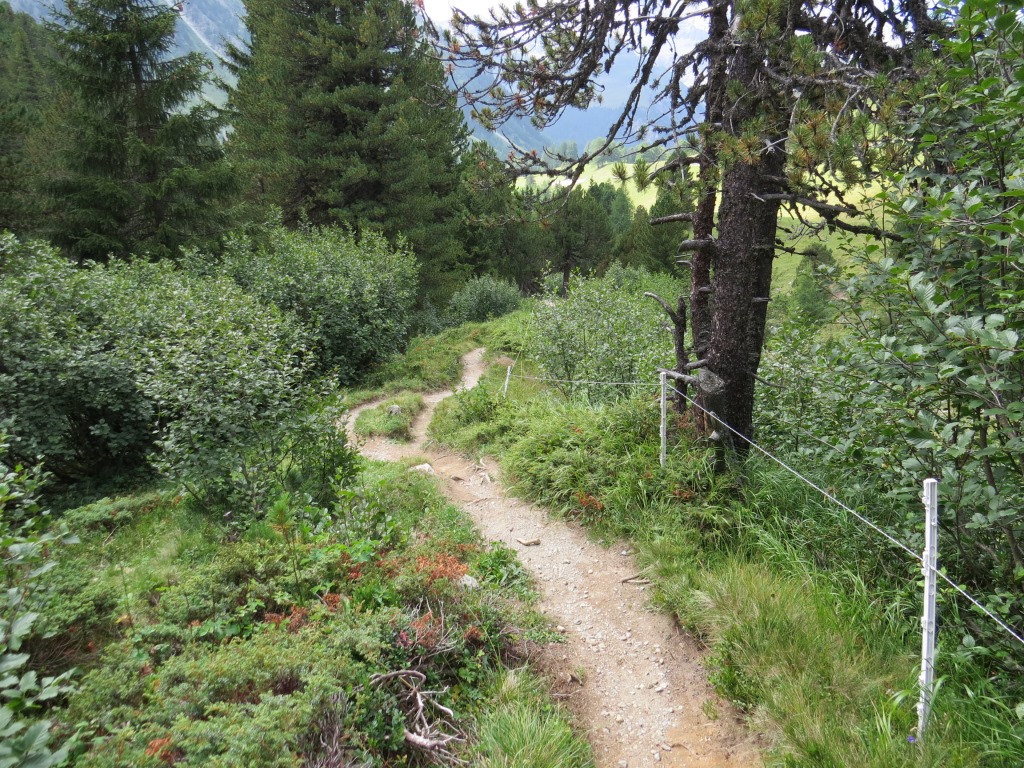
xmin=620 ymin=574 xmax=652 ymax=584
xmin=370 ymin=668 xmax=465 ymax=765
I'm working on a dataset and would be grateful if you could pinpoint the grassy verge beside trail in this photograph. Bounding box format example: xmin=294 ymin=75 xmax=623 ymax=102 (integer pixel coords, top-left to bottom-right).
xmin=353 ymin=392 xmax=425 ymax=440
xmin=342 ymin=309 xmax=533 ymax=410
xmin=429 ymin=353 xmax=1024 ymax=767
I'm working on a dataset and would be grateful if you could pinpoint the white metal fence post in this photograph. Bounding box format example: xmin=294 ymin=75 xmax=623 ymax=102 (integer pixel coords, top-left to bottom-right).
xmin=660 ymin=371 xmax=668 ymax=467
xmin=502 ymin=365 xmax=512 ymax=398
xmin=918 ymin=478 xmax=939 ymax=740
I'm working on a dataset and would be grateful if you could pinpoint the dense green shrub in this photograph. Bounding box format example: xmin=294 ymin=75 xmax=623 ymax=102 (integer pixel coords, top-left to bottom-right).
xmin=94 ymin=260 xmax=347 ymax=516
xmin=220 ymin=226 xmax=418 ymax=384
xmin=528 ymin=266 xmax=676 ymax=402
xmin=0 ymin=234 xmax=343 ymax=514
xmin=0 ymin=434 xmax=78 ymax=767
xmin=0 ymin=236 xmax=154 ymax=480
xmin=754 ymin=1 xmax=1024 ymax=682
xmin=446 ymin=275 xmax=521 ymax=325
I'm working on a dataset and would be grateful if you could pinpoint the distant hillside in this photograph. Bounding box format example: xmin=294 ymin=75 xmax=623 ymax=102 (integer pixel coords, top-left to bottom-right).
xmin=10 ymin=0 xmax=648 ymax=152
xmin=9 ymin=0 xmax=244 ymax=66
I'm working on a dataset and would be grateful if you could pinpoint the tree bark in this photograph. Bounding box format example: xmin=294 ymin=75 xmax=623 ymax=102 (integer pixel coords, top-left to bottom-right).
xmin=687 ymin=0 xmax=728 ymax=437
xmin=701 ymin=39 xmax=786 ymax=452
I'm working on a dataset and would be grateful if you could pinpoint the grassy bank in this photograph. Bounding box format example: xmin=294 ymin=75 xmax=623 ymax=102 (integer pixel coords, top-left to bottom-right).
xmin=353 ymin=392 xmax=425 ymax=440
xmin=429 ymin=350 xmax=1024 ymax=766
xmin=41 ymin=458 xmax=590 ymax=766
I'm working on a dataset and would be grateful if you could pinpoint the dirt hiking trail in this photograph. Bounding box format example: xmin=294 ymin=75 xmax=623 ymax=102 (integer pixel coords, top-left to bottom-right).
xmin=347 ymin=349 xmax=764 ymax=768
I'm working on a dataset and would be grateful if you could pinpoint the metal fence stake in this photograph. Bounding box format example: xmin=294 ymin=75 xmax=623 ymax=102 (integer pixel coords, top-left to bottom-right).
xmin=918 ymin=478 xmax=939 ymax=740
xmin=659 ymin=371 xmax=668 ymax=467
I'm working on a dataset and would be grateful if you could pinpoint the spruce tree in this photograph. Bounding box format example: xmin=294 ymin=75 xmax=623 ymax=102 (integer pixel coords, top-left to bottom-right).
xmin=47 ymin=0 xmax=236 ymax=262
xmin=548 ymin=186 xmax=614 ymax=295
xmin=0 ymin=2 xmax=54 ymax=235
xmin=647 ymin=185 xmax=693 ymax=274
xmin=614 ymin=206 xmax=656 ymax=271
xmin=229 ymin=0 xmax=469 ymax=299
xmin=457 ymin=141 xmax=552 ymax=289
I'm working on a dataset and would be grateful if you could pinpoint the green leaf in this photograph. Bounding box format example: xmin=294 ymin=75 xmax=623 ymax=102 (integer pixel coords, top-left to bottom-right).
xmin=0 ymin=655 xmax=29 ymax=675
xmin=6 ymin=614 xmax=37 ymax=652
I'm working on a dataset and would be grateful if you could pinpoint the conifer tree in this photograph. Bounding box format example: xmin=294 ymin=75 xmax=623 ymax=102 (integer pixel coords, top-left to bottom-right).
xmin=228 ymin=0 xmax=469 ymax=299
xmin=647 ymin=185 xmax=692 ymax=274
xmin=614 ymin=205 xmax=656 ymax=271
xmin=0 ymin=2 xmax=54 ymax=235
xmin=548 ymin=186 xmax=614 ymax=295
xmin=47 ymin=0 xmax=236 ymax=262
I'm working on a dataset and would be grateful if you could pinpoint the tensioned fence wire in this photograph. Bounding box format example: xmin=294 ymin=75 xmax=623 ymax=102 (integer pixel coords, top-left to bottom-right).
xmin=666 ymin=382 xmax=1024 ymax=651
xmin=509 ymin=372 xmax=652 ymax=388
xmin=496 ymin=362 xmax=1024 ymax=647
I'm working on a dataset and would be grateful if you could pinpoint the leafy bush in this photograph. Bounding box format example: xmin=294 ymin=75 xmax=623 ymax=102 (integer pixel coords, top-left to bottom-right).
xmin=0 ymin=236 xmax=153 ymax=480
xmin=528 ymin=266 xmax=674 ymax=402
xmin=0 ymin=434 xmax=78 ymax=767
xmin=754 ymin=1 xmax=1024 ymax=681
xmin=446 ymin=275 xmax=521 ymax=325
xmin=220 ymin=226 xmax=418 ymax=385
xmin=0 ymin=234 xmax=350 ymax=516
xmin=91 ymin=260 xmax=318 ymax=512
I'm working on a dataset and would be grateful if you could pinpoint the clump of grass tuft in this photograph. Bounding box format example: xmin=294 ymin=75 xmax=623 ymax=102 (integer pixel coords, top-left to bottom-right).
xmin=353 ymin=392 xmax=424 ymax=440
xmin=474 ymin=669 xmax=593 ymax=768
xmin=367 ymin=318 xmax=513 ymax=392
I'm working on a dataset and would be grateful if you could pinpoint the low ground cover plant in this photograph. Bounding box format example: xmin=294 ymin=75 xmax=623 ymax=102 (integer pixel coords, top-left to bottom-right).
xmin=37 ymin=460 xmax=576 ymax=766
xmin=0 ymin=434 xmax=79 ymax=768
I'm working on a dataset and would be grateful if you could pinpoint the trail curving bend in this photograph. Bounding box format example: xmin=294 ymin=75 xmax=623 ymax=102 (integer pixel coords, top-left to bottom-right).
xmin=347 ymin=349 xmax=763 ymax=768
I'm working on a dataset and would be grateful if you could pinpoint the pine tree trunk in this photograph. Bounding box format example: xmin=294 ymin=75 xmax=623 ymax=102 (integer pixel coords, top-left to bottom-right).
xmin=697 ymin=39 xmax=785 ymax=452
xmin=687 ymin=1 xmax=726 ymax=437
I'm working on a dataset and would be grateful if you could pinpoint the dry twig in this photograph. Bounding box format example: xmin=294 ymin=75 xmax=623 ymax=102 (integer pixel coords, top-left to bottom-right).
xmin=370 ymin=667 xmax=466 ymax=765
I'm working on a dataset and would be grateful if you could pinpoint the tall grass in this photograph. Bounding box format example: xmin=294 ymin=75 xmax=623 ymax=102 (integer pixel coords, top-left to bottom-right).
xmin=352 ymin=392 xmax=425 ymax=440
xmin=474 ymin=669 xmax=593 ymax=768
xmin=428 ymin=368 xmax=1023 ymax=765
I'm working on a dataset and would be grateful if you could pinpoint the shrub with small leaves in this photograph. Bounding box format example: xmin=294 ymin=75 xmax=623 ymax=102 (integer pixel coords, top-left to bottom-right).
xmin=0 ymin=236 xmax=154 ymax=481
xmin=220 ymin=226 xmax=418 ymax=384
xmin=0 ymin=234 xmax=341 ymax=515
xmin=529 ymin=266 xmax=674 ymax=403
xmin=446 ymin=275 xmax=521 ymax=326
xmin=0 ymin=433 xmax=78 ymax=767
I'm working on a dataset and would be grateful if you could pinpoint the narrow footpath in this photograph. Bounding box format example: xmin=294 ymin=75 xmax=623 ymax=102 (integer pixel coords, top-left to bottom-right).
xmin=347 ymin=349 xmax=764 ymax=768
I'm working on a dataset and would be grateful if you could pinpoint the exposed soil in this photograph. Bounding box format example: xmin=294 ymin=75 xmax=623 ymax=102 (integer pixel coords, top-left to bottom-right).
xmin=347 ymin=349 xmax=765 ymax=768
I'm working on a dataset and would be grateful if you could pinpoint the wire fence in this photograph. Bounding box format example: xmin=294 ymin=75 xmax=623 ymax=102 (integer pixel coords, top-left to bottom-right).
xmin=498 ymin=360 xmax=1024 ymax=652
xmin=664 ymin=382 xmax=1024 ymax=651
xmin=508 ymin=372 xmax=652 ymax=388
